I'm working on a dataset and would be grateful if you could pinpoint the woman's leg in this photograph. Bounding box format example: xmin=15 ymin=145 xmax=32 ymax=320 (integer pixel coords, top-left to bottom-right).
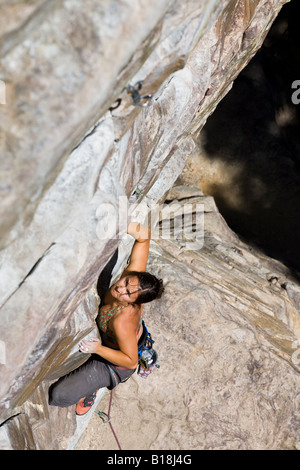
xmin=48 ymin=356 xmax=112 ymax=408
xmin=49 ymin=356 xmax=136 ymax=408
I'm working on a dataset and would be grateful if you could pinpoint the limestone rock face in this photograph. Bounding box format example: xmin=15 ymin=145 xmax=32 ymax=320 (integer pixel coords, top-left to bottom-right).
xmin=0 ymin=0 xmax=297 ymax=450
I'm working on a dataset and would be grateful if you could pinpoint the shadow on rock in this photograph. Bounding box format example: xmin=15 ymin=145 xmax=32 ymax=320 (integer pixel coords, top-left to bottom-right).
xmin=199 ymin=0 xmax=300 ymax=276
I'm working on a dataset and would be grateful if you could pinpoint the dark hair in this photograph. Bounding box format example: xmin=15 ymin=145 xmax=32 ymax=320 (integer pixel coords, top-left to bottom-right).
xmin=128 ymin=271 xmax=164 ymax=305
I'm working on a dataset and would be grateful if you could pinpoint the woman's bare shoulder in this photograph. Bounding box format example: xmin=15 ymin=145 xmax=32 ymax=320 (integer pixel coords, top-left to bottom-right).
xmin=113 ymin=303 xmax=141 ymax=324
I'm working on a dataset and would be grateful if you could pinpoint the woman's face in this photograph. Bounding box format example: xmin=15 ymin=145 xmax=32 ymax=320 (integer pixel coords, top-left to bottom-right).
xmin=111 ymin=275 xmax=141 ymax=303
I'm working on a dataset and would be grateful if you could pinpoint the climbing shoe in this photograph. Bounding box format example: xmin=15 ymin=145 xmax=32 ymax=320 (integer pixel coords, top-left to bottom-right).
xmin=75 ymin=390 xmax=98 ymax=416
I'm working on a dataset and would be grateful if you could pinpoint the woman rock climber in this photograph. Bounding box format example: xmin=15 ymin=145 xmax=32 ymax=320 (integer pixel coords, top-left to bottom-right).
xmin=49 ymin=222 xmax=164 ymax=415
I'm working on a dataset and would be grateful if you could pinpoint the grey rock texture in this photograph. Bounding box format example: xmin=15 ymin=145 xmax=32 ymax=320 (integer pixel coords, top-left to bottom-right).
xmin=1 ymin=0 xmax=298 ymax=450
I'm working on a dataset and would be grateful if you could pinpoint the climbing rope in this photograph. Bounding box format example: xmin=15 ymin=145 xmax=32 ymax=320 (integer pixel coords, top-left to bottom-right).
xmin=95 ymin=389 xmax=122 ymax=450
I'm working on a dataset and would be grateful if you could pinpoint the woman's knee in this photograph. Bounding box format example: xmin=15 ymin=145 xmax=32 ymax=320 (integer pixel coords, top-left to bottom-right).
xmin=48 ymin=381 xmax=74 ymax=408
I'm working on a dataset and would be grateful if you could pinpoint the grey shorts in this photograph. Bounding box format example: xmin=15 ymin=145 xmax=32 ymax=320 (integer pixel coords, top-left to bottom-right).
xmin=48 ymin=355 xmax=135 ymax=408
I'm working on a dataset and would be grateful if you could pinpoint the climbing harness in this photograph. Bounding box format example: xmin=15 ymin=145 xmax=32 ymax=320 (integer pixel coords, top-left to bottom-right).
xmin=137 ymin=323 xmax=160 ymax=378
xmin=106 ymin=364 xmax=121 ymax=389
xmin=95 ymin=323 xmax=159 ymax=449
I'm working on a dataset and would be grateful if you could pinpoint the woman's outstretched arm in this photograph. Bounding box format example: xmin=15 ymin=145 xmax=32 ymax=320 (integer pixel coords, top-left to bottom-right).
xmin=123 ymin=222 xmax=150 ymax=274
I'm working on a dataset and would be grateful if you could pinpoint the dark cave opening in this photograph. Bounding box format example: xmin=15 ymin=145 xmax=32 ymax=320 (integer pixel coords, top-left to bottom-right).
xmin=199 ymin=0 xmax=300 ymax=276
